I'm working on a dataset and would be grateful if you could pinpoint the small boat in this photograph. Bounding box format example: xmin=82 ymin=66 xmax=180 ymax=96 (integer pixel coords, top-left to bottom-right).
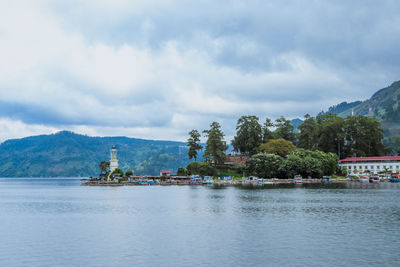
xmin=369 ymin=176 xmax=380 ymax=183
xmin=138 ymin=179 xmax=149 ymax=185
xmin=294 ymin=175 xmax=303 ymax=184
xmin=189 ymin=176 xmax=203 ymax=185
xmin=359 ymin=176 xmax=370 ymax=183
xmin=322 ymin=176 xmax=332 ymax=184
xmin=390 ymin=173 xmax=400 ymax=182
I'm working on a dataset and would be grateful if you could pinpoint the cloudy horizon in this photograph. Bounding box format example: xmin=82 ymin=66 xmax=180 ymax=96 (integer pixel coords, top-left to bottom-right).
xmin=0 ymin=0 xmax=399 ymax=142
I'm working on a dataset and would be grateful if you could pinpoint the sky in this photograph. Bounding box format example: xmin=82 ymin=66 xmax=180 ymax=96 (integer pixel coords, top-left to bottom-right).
xmin=0 ymin=0 xmax=399 ymax=142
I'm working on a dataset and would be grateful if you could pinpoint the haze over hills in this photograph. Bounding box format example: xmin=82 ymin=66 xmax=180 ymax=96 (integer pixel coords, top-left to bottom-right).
xmin=0 ymin=131 xmax=197 ymax=177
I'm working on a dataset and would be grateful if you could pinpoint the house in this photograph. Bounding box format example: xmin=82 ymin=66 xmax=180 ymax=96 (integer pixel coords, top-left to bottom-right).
xmin=339 ymin=156 xmax=400 ymax=175
xmin=160 ymin=170 xmax=172 ymax=177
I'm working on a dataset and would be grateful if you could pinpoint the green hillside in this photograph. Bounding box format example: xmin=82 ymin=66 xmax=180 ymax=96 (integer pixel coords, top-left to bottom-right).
xmin=336 ymin=80 xmax=400 ymax=138
xmin=0 ymin=131 xmax=197 ymax=177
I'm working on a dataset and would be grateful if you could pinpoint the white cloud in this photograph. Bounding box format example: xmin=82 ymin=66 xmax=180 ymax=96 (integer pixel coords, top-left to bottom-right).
xmin=0 ymin=0 xmax=399 ymax=142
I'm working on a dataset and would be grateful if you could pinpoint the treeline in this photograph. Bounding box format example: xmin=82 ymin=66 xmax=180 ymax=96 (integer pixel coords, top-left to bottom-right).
xmin=231 ymin=114 xmax=386 ymax=158
xmin=181 ymin=113 xmax=387 ymax=178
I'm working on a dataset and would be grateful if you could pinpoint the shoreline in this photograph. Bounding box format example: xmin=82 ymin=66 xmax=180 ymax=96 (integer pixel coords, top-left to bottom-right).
xmin=81 ymin=178 xmax=358 ymax=186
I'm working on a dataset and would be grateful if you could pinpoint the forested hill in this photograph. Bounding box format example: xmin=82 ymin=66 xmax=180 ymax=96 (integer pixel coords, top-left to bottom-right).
xmin=323 ymin=80 xmax=400 ymax=138
xmin=0 ymin=131 xmax=197 ymax=177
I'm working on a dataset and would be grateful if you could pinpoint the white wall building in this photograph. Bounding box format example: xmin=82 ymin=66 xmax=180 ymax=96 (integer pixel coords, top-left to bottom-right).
xmin=109 ymin=145 xmax=119 ymax=172
xmin=339 ymin=156 xmax=400 ymax=175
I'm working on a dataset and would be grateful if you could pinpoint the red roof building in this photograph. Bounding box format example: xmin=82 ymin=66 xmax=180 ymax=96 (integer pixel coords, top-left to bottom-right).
xmin=339 ymin=156 xmax=400 ymax=175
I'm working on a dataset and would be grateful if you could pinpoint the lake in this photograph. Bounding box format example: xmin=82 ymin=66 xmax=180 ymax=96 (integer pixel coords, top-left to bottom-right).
xmin=0 ymin=178 xmax=399 ymax=266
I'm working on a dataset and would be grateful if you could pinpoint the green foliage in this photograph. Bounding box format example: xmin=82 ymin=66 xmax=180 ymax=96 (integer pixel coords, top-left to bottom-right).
xmin=392 ymin=136 xmax=400 ymax=155
xmin=274 ymin=116 xmax=296 ymax=143
xmin=247 ymin=149 xmax=338 ymax=178
xmin=262 ymin=118 xmax=275 ymax=143
xmin=99 ymin=161 xmax=110 ymax=174
xmin=246 ymin=153 xmax=283 ymax=178
xmin=125 ymin=170 xmax=133 ymax=176
xmin=186 ymin=162 xmax=215 ymax=176
xmin=111 ymin=168 xmax=124 ymax=177
xmin=203 ymin=122 xmax=228 ymax=166
xmin=343 ymin=116 xmax=385 ymax=157
xmin=187 ymin=129 xmax=203 ymax=161
xmin=231 ymin=115 xmax=262 ymax=155
xmin=259 ymin=138 xmax=296 ymax=157
xmin=176 ymin=167 xmax=187 ymax=176
xmin=297 ymin=114 xmax=318 ymax=150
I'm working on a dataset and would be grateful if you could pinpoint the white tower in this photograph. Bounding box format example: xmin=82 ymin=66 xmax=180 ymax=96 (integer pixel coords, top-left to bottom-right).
xmin=109 ymin=145 xmax=119 ymax=172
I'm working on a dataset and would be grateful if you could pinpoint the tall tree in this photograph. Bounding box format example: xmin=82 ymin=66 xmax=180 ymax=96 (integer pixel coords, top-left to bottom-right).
xmin=232 ymin=115 xmax=262 ymax=155
xmin=203 ymin=122 xmax=228 ymax=166
xmin=344 ymin=116 xmax=385 ymax=157
xmin=262 ymin=118 xmax=275 ymax=143
xmin=298 ymin=114 xmax=319 ymax=150
xmin=274 ymin=116 xmax=295 ymax=143
xmin=187 ymin=129 xmax=202 ymax=161
xmin=392 ymin=137 xmax=400 ymax=156
xmin=99 ymin=161 xmax=110 ymax=174
xmin=316 ymin=113 xmax=345 ymax=157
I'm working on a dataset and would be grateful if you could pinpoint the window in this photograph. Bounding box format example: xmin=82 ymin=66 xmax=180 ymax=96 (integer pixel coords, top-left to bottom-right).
xmin=365 ymin=166 xmax=368 ymax=169
xmin=371 ymin=166 xmax=374 ymax=169
xmin=397 ymin=166 xmax=399 ymax=169
xmin=390 ymin=166 xmax=393 ymax=169
xmin=348 ymin=166 xmax=351 ymax=169
xmin=377 ymin=166 xmax=380 ymax=169
xmin=359 ymin=166 xmax=362 ymax=169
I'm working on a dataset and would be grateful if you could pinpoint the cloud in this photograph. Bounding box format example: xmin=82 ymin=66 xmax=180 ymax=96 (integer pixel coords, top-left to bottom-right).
xmin=0 ymin=0 xmax=399 ymax=142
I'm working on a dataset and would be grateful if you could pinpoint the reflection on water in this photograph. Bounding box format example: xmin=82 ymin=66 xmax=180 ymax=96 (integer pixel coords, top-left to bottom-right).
xmin=0 ymin=178 xmax=399 ymax=266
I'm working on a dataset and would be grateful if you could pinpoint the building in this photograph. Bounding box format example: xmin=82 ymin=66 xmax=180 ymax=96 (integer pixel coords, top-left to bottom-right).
xmin=160 ymin=170 xmax=172 ymax=177
xmin=109 ymin=145 xmax=119 ymax=172
xmin=339 ymin=156 xmax=400 ymax=175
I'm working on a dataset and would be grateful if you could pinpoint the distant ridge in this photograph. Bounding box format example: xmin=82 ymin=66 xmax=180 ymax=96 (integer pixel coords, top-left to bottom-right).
xmin=0 ymin=131 xmax=197 ymax=177
xmin=323 ymin=80 xmax=400 ymax=140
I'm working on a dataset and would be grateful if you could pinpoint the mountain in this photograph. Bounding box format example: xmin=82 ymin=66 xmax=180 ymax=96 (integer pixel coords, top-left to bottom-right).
xmin=322 ymin=80 xmax=400 ymax=144
xmin=290 ymin=118 xmax=303 ymax=133
xmin=0 ymin=131 xmax=198 ymax=177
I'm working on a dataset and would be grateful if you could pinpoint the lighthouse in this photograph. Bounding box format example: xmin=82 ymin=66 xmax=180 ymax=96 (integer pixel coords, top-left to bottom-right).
xmin=109 ymin=145 xmax=119 ymax=172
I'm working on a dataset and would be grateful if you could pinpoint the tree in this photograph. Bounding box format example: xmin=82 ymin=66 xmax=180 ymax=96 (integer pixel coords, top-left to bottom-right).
xmin=111 ymin=168 xmax=124 ymax=178
xmin=247 ymin=153 xmax=283 ymax=178
xmin=393 ymin=137 xmax=400 ymax=156
xmin=125 ymin=170 xmax=133 ymax=176
xmin=203 ymin=122 xmax=228 ymax=166
xmin=186 ymin=162 xmax=215 ymax=176
xmin=298 ymin=114 xmax=318 ymax=150
xmin=343 ymin=116 xmax=385 ymax=157
xmin=231 ymin=115 xmax=262 ymax=155
xmin=176 ymin=168 xmax=187 ymax=176
xmin=274 ymin=116 xmax=295 ymax=143
xmin=259 ymin=138 xmax=296 ymax=157
xmin=187 ymin=129 xmax=203 ymax=161
xmin=99 ymin=161 xmax=110 ymax=174
xmin=262 ymin=118 xmax=275 ymax=143
xmin=316 ymin=113 xmax=345 ymax=157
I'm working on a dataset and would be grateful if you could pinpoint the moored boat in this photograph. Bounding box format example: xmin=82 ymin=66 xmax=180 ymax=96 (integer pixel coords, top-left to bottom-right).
xmin=359 ymin=175 xmax=370 ymax=183
xmin=189 ymin=175 xmax=203 ymax=185
xmin=369 ymin=176 xmax=380 ymax=183
xmin=294 ymin=175 xmax=303 ymax=184
xmin=390 ymin=173 xmax=400 ymax=182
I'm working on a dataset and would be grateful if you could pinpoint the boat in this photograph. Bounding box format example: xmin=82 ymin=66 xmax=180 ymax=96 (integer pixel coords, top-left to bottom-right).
xmin=138 ymin=179 xmax=149 ymax=185
xmin=369 ymin=176 xmax=380 ymax=183
xmin=390 ymin=173 xmax=400 ymax=182
xmin=294 ymin=175 xmax=303 ymax=184
xmin=203 ymin=176 xmax=214 ymax=184
xmin=322 ymin=176 xmax=332 ymax=184
xmin=359 ymin=175 xmax=370 ymax=183
xmin=189 ymin=176 xmax=203 ymax=185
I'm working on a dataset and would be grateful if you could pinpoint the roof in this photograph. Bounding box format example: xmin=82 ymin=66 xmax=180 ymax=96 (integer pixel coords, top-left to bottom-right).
xmin=160 ymin=170 xmax=172 ymax=173
xmin=339 ymin=156 xmax=400 ymax=162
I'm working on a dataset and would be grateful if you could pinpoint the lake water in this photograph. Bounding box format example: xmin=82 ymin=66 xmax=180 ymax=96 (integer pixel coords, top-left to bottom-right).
xmin=0 ymin=178 xmax=399 ymax=266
